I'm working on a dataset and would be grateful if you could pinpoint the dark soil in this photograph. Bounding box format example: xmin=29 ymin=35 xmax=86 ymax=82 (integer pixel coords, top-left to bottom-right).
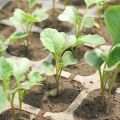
xmin=23 ymin=76 xmax=83 ymax=113
xmin=36 ymin=8 xmax=73 ymax=32
xmin=82 ymin=18 xmax=112 ymax=45
xmin=7 ymin=32 xmax=48 ymax=61
xmin=0 ymin=0 xmax=41 ymax=19
xmin=0 ymin=109 xmax=30 ymax=120
xmin=74 ymin=89 xmax=120 ymax=120
xmin=64 ymin=46 xmax=96 ymax=76
xmin=0 ymin=24 xmax=15 ymax=39
xmin=60 ymin=0 xmax=85 ymax=7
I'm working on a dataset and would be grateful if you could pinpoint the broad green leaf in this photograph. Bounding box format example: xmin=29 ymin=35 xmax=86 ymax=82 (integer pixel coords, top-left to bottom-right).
xmin=28 ymin=71 xmax=43 ymax=83
xmin=58 ymin=6 xmax=79 ymax=25
xmin=63 ymin=34 xmax=76 ymax=50
xmin=83 ymin=17 xmax=95 ymax=28
xmin=62 ymin=51 xmax=78 ymax=67
xmin=22 ymin=12 xmax=39 ymax=23
xmin=7 ymin=58 xmax=32 ymax=79
xmin=85 ymin=49 xmax=104 ymax=68
xmin=0 ymin=87 xmax=7 ymax=112
xmin=0 ymin=57 xmax=12 ymax=81
xmin=104 ymin=6 xmax=120 ymax=45
xmin=10 ymin=32 xmax=28 ymax=43
xmin=29 ymin=0 xmax=38 ymax=8
xmin=77 ymin=34 xmax=105 ymax=46
xmin=106 ymin=44 xmax=120 ymax=71
xmin=32 ymin=9 xmax=48 ymax=22
xmin=10 ymin=9 xmax=24 ymax=27
xmin=43 ymin=61 xmax=55 ymax=75
xmin=40 ymin=28 xmax=65 ymax=53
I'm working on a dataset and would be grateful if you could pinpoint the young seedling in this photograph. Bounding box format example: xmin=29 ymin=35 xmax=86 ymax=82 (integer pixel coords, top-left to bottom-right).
xmin=58 ymin=6 xmax=105 ymax=57
xmin=10 ymin=5 xmax=48 ymax=50
xmin=0 ymin=57 xmax=43 ymax=120
xmin=40 ymin=28 xmax=78 ymax=95
xmin=59 ymin=6 xmax=95 ymax=38
xmin=84 ymin=0 xmax=111 ymax=30
xmin=0 ymin=32 xmax=28 ymax=56
xmin=85 ymin=6 xmax=120 ymax=113
xmin=40 ymin=28 xmax=105 ymax=95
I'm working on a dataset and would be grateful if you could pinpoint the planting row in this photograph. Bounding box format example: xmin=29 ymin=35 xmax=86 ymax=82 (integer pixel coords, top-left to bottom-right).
xmin=0 ymin=0 xmax=120 ymax=120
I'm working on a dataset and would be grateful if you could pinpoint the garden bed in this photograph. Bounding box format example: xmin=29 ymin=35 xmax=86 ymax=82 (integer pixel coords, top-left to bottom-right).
xmin=0 ymin=0 xmax=120 ymax=120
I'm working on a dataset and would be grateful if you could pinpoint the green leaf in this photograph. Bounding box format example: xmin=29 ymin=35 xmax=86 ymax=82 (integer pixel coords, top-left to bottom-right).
xmin=0 ymin=87 xmax=7 ymax=112
xmin=28 ymin=71 xmax=43 ymax=83
xmin=7 ymin=58 xmax=32 ymax=79
xmin=43 ymin=61 xmax=55 ymax=76
xmin=9 ymin=9 xmax=24 ymax=27
xmin=10 ymin=32 xmax=28 ymax=43
xmin=40 ymin=28 xmax=65 ymax=53
xmin=77 ymin=34 xmax=105 ymax=46
xmin=63 ymin=34 xmax=76 ymax=50
xmin=104 ymin=6 xmax=120 ymax=45
xmin=32 ymin=9 xmax=48 ymax=22
xmin=58 ymin=6 xmax=79 ymax=25
xmin=106 ymin=44 xmax=120 ymax=71
xmin=83 ymin=17 xmax=95 ymax=28
xmin=22 ymin=12 xmax=39 ymax=23
xmin=29 ymin=0 xmax=38 ymax=8
xmin=62 ymin=51 xmax=78 ymax=67
xmin=0 ymin=57 xmax=13 ymax=81
xmin=84 ymin=49 xmax=104 ymax=68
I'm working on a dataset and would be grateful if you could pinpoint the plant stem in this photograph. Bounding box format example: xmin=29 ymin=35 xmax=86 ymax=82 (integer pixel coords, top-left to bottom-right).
xmin=10 ymin=93 xmax=16 ymax=120
xmin=98 ymin=68 xmax=105 ymax=110
xmin=52 ymin=0 xmax=55 ymax=12
xmin=98 ymin=6 xmax=103 ymax=31
xmin=64 ymin=0 xmax=68 ymax=9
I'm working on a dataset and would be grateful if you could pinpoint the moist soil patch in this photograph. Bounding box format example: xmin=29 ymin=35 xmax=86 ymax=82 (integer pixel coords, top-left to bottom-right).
xmin=64 ymin=46 xmax=96 ymax=76
xmin=0 ymin=0 xmax=41 ymax=19
xmin=36 ymin=8 xmax=73 ymax=32
xmin=0 ymin=109 xmax=31 ymax=120
xmin=7 ymin=32 xmax=48 ymax=61
xmin=74 ymin=89 xmax=120 ymax=120
xmin=0 ymin=24 xmax=15 ymax=39
xmin=60 ymin=0 xmax=85 ymax=7
xmin=23 ymin=76 xmax=83 ymax=113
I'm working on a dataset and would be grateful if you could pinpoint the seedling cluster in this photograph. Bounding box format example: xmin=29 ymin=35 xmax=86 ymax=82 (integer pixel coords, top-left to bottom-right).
xmin=0 ymin=0 xmax=120 ymax=119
